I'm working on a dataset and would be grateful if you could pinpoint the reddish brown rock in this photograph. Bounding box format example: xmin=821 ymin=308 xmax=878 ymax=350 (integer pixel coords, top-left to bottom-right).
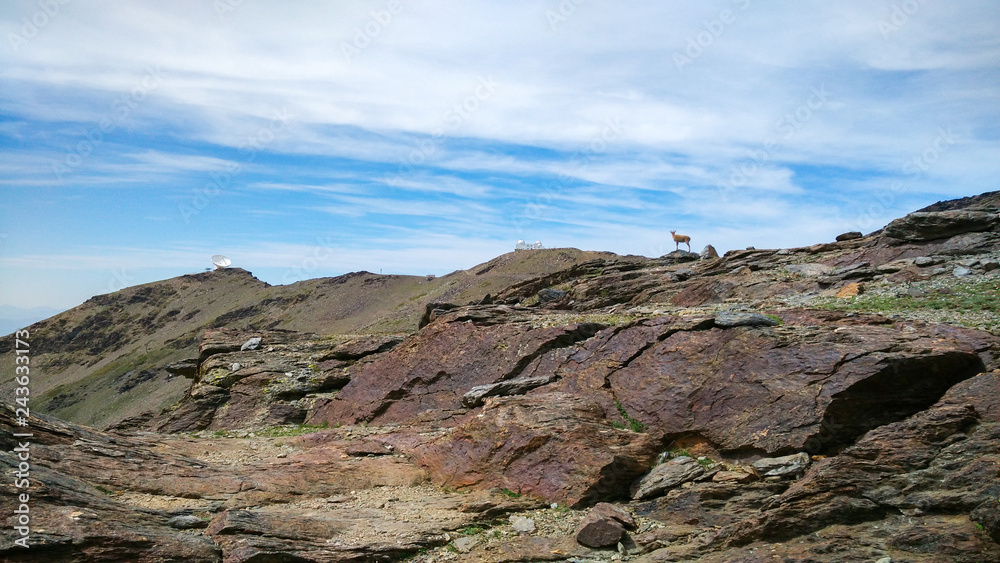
xmin=718 ymin=404 xmax=992 ymax=547
xmin=317 ymin=334 xmax=403 ymax=361
xmin=489 ymin=536 xmax=591 ymax=562
xmin=669 ymin=279 xmax=735 ymax=307
xmin=576 ymin=511 xmax=626 ymax=548
xmin=883 ymin=210 xmax=999 ymax=241
xmin=712 ymin=470 xmax=756 ymax=484
xmin=153 ymin=384 xmax=229 ymax=432
xmin=591 ymin=501 xmax=637 ymax=530
xmin=396 ymin=392 xmax=659 ymax=507
xmin=308 ymin=307 xmax=605 ymax=425
xmin=606 ymin=323 xmax=987 ymax=454
xmin=344 ymin=440 xmax=394 ymax=456
xmin=937 ymin=369 xmax=1000 ymax=422
xmin=302 ymin=305 xmax=993 ymax=510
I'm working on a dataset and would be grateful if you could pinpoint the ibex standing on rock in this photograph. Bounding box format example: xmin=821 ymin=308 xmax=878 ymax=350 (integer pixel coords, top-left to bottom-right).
xmin=670 ymin=230 xmax=691 ymax=252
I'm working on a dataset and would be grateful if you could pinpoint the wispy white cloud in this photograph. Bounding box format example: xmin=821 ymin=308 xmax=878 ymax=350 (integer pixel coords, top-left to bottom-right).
xmin=1 ymin=0 xmax=997 ymax=310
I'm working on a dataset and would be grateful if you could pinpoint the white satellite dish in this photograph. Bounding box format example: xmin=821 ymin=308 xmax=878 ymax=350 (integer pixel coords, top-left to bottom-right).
xmin=211 ymin=255 xmax=232 ymax=269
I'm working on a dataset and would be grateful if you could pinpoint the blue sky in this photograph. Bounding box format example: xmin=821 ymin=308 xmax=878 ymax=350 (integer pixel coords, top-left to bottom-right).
xmin=1 ymin=1 xmax=998 ymax=315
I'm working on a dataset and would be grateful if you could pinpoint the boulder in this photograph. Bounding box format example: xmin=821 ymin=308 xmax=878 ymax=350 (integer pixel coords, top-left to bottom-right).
xmin=417 ymin=301 xmax=460 ymax=328
xmin=240 ymin=337 xmax=262 ymax=351
xmin=883 ymin=210 xmax=998 ymax=241
xmin=670 ymin=268 xmax=697 ymax=282
xmin=462 ymin=374 xmax=559 ymax=407
xmin=713 ymin=311 xmax=780 ymax=328
xmin=164 ymin=358 xmax=199 ymax=378
xmin=713 ymin=470 xmax=757 ymax=483
xmin=836 ymin=231 xmax=864 ymax=241
xmin=590 ymin=502 xmax=637 ymax=530
xmin=510 ymin=515 xmax=536 ymax=534
xmin=576 ymin=512 xmax=626 ymax=548
xmin=752 ymin=452 xmax=811 ymax=478
xmin=661 ymin=250 xmax=701 ymax=263
xmin=631 ymin=456 xmax=705 ymax=500
xmin=537 ymin=288 xmax=568 ymax=303
xmin=453 ymin=535 xmax=479 ymax=553
xmin=700 ymin=245 xmax=720 ymax=259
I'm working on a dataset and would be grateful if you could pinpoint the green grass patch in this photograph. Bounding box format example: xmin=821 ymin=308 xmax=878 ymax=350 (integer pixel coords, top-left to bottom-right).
xmin=614 ymin=400 xmax=645 ymax=432
xmin=499 ymin=488 xmax=522 ymax=498
xmin=254 ymin=422 xmax=329 ymax=437
xmin=818 ymin=280 xmax=1000 ymax=314
xmin=566 ymin=312 xmax=642 ymax=327
xmin=667 ymin=448 xmax=714 ymax=467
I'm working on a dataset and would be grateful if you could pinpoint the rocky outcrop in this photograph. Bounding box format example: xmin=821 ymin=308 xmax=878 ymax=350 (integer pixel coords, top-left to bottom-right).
xmin=711 ymin=376 xmax=1000 ymax=552
xmin=619 ymin=373 xmax=1000 ymax=560
xmin=751 ymin=452 xmax=810 ymax=478
xmin=700 ymin=245 xmax=720 ymax=259
xmin=883 ymin=210 xmax=998 ymax=241
xmin=302 ymin=303 xmax=995 ymax=508
xmin=308 ymin=307 xmax=606 ymax=426
xmin=153 ymin=332 xmax=403 ymax=432
xmin=605 ymin=316 xmax=990 ymax=455
xmin=396 ymin=392 xmax=659 ymax=508
xmin=836 ymin=231 xmax=863 ymax=241
xmin=0 ymin=401 xmax=541 ymax=562
xmin=712 ymin=310 xmax=780 ymax=327
xmin=631 ymin=456 xmax=705 ymax=500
